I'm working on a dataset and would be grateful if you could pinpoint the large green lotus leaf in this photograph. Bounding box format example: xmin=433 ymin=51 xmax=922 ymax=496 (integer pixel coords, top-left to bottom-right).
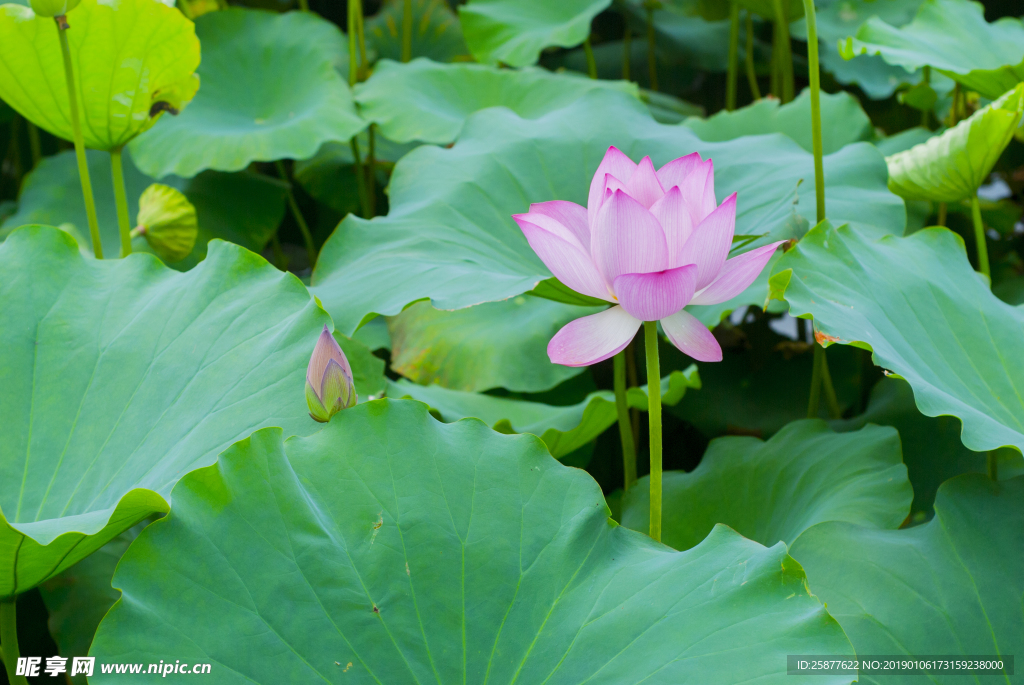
xmin=458 ymin=0 xmax=612 ymax=67
xmin=772 ymin=221 xmax=1024 ymax=454
xmin=128 ymin=8 xmax=366 ymax=178
xmin=89 ymin=400 xmax=854 ymax=683
xmin=684 ymin=88 xmax=872 ymax=155
xmin=387 ymin=366 xmax=699 ymax=459
xmin=355 ymin=58 xmax=638 ymax=145
xmin=885 ymin=84 xmax=1024 ymax=203
xmin=622 ymin=420 xmax=911 ymax=552
xmin=365 ymin=0 xmax=470 ymax=63
xmin=791 ymin=474 xmax=1023 ymax=683
xmin=841 ymin=0 xmax=1024 ymax=99
xmin=832 ymin=377 xmax=1024 ymax=513
xmin=0 ymin=0 xmax=199 ymax=151
xmin=312 ymin=90 xmax=904 ymax=334
xmin=0 ymin=149 xmax=287 ymax=266
xmin=0 ymin=225 xmax=332 ymax=596
xmin=791 ymin=0 xmax=922 ymax=99
xmin=34 ymin=339 xmax=380 ymax=678
xmin=39 ymin=523 xmax=146 ymax=685
xmin=387 ymin=296 xmax=601 ymax=393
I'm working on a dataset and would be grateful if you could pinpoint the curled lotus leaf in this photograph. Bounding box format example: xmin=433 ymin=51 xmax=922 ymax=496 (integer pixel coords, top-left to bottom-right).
xmin=885 ymin=83 xmax=1024 ymax=203
xmin=772 ymin=220 xmax=1024 ymax=454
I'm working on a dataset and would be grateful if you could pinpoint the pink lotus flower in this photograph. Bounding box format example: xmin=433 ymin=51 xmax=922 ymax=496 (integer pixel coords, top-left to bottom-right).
xmin=513 ymin=146 xmax=784 ymax=366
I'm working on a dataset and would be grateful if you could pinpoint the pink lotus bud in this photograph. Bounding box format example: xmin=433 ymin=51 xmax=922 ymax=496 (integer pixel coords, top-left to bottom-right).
xmin=306 ymin=325 xmax=356 ymax=422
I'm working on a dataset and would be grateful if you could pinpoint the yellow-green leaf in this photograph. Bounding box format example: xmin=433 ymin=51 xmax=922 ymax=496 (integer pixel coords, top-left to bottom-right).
xmin=0 ymin=0 xmax=200 ymax=150
xmin=885 ymin=83 xmax=1024 ymax=202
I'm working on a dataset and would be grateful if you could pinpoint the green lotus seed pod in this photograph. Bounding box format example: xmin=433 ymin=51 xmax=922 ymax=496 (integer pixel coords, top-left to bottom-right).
xmin=29 ymin=0 xmax=81 ymax=17
xmin=306 ymin=325 xmax=357 ymax=423
xmin=132 ymin=183 xmax=197 ymax=263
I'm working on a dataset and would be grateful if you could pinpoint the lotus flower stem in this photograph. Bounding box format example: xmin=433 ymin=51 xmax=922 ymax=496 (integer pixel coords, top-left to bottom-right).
xmin=56 ymin=16 xmax=102 ymax=259
xmin=367 ymin=125 xmax=377 ymax=216
xmin=937 ymin=202 xmax=947 ymax=226
xmin=821 ymin=349 xmax=840 ymax=418
xmin=807 ymin=343 xmax=823 ymax=417
xmin=801 ymin=0 xmax=841 ymax=421
xmin=7 ymin=116 xmax=22 ymax=186
xmin=625 ymin=340 xmax=639 ymax=440
xmin=110 ymin=148 xmax=132 ymax=256
xmin=744 ymin=13 xmax=761 ymax=99
xmin=643 ymin=321 xmax=663 ymax=542
xmin=346 ymin=0 xmax=370 ymax=219
xmin=802 ymin=0 xmax=825 ymax=223
xmin=971 ymin=194 xmax=990 ymax=280
xmin=269 ymin=233 xmax=287 ymax=270
xmin=401 ymin=0 xmax=412 ymax=62
xmin=921 ymin=66 xmax=931 ymax=128
xmin=772 ymin=0 xmax=793 ymax=103
xmin=644 ymin=2 xmax=658 ymax=91
xmin=726 ymin=1 xmax=739 ymax=110
xmin=769 ymin=23 xmax=779 ymax=97
xmin=807 ymin=343 xmax=840 ymax=419
xmin=347 ymin=0 xmax=359 ymax=86
xmin=355 ymin=0 xmax=367 ymax=70
xmin=275 ymin=160 xmax=317 ymax=267
xmin=622 ymin=26 xmax=631 ymax=80
xmin=26 ymin=122 xmax=41 ymax=168
xmin=349 ymin=137 xmax=371 ymax=219
xmin=614 ymin=351 xmax=638 ymax=490
xmin=583 ymin=37 xmax=598 ymax=79
xmin=946 ymin=83 xmax=963 ymax=128
xmin=298 ymin=0 xmax=308 ymax=10
xmin=1 ymin=597 xmax=29 ymax=685
xmin=987 ymin=451 xmax=998 ymax=481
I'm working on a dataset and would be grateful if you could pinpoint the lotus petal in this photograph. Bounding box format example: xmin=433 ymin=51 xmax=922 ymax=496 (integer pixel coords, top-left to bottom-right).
xmin=662 ymin=309 xmax=723 ymax=362
xmin=548 ymin=305 xmax=642 ymax=366
xmin=613 ymin=265 xmax=698 ymax=321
